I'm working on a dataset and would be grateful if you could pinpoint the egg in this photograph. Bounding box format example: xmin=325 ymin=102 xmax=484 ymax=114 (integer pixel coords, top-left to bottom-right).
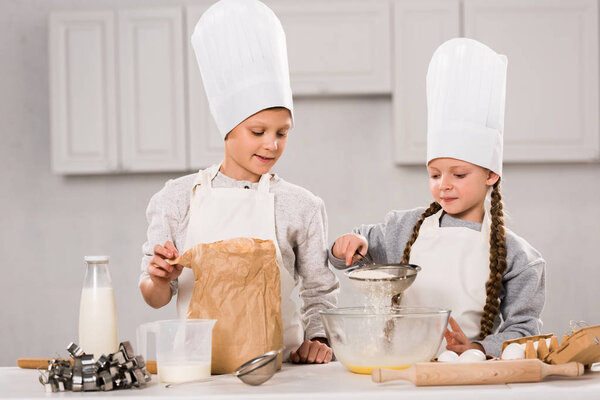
xmin=437 ymin=350 xmax=459 ymax=362
xmin=501 ymin=342 xmax=525 ymax=360
xmin=458 ymin=349 xmax=486 ymax=362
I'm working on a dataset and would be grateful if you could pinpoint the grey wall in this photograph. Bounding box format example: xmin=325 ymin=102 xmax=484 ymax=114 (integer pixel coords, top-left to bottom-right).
xmin=1 ymin=0 xmax=599 ymax=366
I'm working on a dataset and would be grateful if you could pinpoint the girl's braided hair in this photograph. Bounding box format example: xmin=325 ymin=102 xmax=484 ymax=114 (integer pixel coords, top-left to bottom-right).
xmin=400 ymin=180 xmax=507 ymax=340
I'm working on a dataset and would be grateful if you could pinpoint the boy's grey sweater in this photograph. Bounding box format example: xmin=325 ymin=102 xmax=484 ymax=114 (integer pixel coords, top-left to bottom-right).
xmin=140 ymin=171 xmax=340 ymax=341
xmin=328 ymin=207 xmax=546 ymax=358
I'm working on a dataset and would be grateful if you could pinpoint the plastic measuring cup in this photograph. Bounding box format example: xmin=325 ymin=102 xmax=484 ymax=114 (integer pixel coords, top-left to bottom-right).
xmin=137 ymin=319 xmax=216 ymax=383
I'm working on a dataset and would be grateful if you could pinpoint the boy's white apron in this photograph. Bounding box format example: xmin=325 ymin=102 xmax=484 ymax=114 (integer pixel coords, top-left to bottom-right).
xmin=176 ymin=165 xmax=304 ymax=359
xmin=402 ymin=209 xmax=492 ymax=341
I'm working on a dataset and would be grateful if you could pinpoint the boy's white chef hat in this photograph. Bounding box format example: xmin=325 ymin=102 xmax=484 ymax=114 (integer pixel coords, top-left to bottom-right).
xmin=426 ymin=38 xmax=507 ymax=177
xmin=191 ymin=0 xmax=294 ymax=138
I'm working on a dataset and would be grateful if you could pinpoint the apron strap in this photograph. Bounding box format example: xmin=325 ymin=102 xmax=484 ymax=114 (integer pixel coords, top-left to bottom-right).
xmin=191 ymin=165 xmax=220 ymax=195
xmin=192 ymin=164 xmax=271 ymax=194
xmin=428 ymin=207 xmax=492 ymax=239
xmin=257 ymin=173 xmax=271 ymax=193
xmin=481 ymin=187 xmax=493 ymax=238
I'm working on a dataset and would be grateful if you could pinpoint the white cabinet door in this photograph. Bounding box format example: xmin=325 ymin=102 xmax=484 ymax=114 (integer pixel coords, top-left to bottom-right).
xmin=186 ymin=4 xmax=224 ymax=170
xmin=49 ymin=11 xmax=118 ymax=173
xmin=118 ymin=8 xmax=187 ymax=172
xmin=267 ymin=0 xmax=392 ymax=95
xmin=393 ymin=0 xmax=460 ymax=164
xmin=464 ymin=0 xmax=599 ymax=162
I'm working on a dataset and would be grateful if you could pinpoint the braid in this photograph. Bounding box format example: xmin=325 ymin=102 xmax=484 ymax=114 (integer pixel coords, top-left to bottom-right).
xmin=401 ymin=202 xmax=442 ymax=264
xmin=479 ymin=180 xmax=507 ymax=339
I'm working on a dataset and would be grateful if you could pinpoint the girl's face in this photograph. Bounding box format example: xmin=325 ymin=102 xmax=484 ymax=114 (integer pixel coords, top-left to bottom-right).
xmin=427 ymin=158 xmax=499 ymax=223
xmin=221 ymin=108 xmax=291 ymax=182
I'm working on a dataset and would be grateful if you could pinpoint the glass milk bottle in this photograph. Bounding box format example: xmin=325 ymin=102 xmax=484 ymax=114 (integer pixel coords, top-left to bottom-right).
xmin=78 ymin=255 xmax=119 ymax=359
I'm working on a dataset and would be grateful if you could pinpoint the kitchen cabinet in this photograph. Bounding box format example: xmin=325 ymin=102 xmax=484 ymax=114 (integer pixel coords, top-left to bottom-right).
xmin=50 ymin=1 xmax=392 ymax=174
xmin=49 ymin=11 xmax=119 ymax=174
xmin=118 ymin=8 xmax=187 ymax=172
xmin=268 ymin=0 xmax=392 ymax=96
xmin=50 ymin=8 xmax=186 ymax=174
xmin=50 ymin=1 xmax=599 ymax=173
xmin=393 ymin=0 xmax=600 ymax=164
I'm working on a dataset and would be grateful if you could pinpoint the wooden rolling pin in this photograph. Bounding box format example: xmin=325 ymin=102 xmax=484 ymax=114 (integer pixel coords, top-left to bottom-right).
xmin=17 ymin=358 xmax=157 ymax=374
xmin=372 ymin=359 xmax=584 ymax=386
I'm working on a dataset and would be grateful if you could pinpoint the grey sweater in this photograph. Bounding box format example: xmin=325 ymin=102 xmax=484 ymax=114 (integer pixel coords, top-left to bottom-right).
xmin=140 ymin=171 xmax=340 ymax=340
xmin=328 ymin=207 xmax=546 ymax=357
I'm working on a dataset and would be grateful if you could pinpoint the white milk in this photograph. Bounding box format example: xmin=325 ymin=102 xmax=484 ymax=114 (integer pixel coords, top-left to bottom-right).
xmin=78 ymin=287 xmax=119 ymax=358
xmin=158 ymin=362 xmax=212 ymax=383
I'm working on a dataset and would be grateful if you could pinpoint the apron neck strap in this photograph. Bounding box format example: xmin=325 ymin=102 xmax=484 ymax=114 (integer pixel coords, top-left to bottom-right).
xmin=481 ymin=187 xmax=493 ymax=237
xmin=196 ymin=164 xmax=220 ymax=188
xmin=194 ymin=164 xmax=271 ymax=193
xmin=257 ymin=173 xmax=271 ymax=193
xmin=432 ymin=206 xmax=492 ymax=237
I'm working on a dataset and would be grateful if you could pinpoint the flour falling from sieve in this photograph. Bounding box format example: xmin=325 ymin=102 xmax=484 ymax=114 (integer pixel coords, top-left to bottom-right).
xmin=349 ymin=269 xmax=398 ymax=309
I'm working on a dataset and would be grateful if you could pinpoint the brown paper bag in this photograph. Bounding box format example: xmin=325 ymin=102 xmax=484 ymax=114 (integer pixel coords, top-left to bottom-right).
xmin=170 ymin=237 xmax=283 ymax=374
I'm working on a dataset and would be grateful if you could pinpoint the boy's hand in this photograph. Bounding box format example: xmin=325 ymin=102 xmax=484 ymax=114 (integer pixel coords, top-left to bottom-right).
xmin=332 ymin=234 xmax=368 ymax=266
xmin=289 ymin=338 xmax=333 ymax=364
xmin=444 ymin=317 xmax=485 ymax=354
xmin=147 ymin=240 xmax=183 ymax=286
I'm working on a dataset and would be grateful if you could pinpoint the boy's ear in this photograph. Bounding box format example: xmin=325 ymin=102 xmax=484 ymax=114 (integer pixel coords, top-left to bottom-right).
xmin=486 ymin=171 xmax=500 ymax=186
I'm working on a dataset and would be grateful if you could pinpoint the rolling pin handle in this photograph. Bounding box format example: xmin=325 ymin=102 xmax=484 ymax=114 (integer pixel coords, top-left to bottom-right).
xmin=549 ymin=362 xmax=585 ymax=377
xmin=371 ymin=368 xmax=410 ymax=383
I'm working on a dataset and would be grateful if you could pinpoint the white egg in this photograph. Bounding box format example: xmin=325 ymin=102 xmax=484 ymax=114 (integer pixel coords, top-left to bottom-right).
xmin=501 ymin=343 xmax=525 ymax=360
xmin=458 ymin=349 xmax=486 ymax=362
xmin=437 ymin=350 xmax=459 ymax=362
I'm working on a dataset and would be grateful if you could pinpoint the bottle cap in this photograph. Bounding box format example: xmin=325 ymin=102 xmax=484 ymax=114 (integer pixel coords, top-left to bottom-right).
xmin=84 ymin=255 xmax=110 ymax=264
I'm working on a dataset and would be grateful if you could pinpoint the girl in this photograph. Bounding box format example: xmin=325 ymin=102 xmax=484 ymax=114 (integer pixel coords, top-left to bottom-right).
xmin=330 ymin=38 xmax=545 ymax=358
xmin=138 ymin=0 xmax=339 ymax=366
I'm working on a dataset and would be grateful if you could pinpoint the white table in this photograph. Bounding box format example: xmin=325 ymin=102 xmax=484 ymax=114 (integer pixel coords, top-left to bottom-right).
xmin=2 ymin=362 xmax=600 ymax=399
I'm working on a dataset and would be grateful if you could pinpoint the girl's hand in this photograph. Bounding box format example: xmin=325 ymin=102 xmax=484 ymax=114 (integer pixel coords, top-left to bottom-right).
xmin=444 ymin=317 xmax=485 ymax=354
xmin=289 ymin=338 xmax=333 ymax=364
xmin=147 ymin=241 xmax=183 ymax=287
xmin=332 ymin=234 xmax=368 ymax=266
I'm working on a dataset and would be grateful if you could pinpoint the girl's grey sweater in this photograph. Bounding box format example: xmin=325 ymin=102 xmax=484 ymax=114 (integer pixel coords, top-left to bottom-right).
xmin=329 ymin=207 xmax=545 ymax=357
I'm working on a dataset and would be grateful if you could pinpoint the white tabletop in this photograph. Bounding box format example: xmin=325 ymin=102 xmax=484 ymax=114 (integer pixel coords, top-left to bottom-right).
xmin=2 ymin=362 xmax=600 ymax=399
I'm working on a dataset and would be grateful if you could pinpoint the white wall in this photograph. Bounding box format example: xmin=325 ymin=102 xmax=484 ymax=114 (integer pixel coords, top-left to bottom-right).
xmin=1 ymin=0 xmax=599 ymax=366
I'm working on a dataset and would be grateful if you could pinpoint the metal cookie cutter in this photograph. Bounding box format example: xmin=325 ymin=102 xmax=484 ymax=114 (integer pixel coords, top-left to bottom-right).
xmin=39 ymin=341 xmax=151 ymax=392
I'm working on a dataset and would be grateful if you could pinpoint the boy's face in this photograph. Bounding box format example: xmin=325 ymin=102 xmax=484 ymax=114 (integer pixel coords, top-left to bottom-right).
xmin=222 ymin=108 xmax=291 ymax=182
xmin=427 ymin=158 xmax=499 ymax=223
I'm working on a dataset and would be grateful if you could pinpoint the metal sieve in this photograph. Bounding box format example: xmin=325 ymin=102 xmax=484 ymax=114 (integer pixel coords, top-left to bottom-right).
xmin=165 ymin=348 xmax=282 ymax=388
xmin=346 ymin=264 xmax=421 ymax=305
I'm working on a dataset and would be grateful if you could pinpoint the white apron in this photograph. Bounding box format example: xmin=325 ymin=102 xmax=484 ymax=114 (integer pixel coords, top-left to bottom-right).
xmin=176 ymin=165 xmax=304 ymax=360
xmin=402 ymin=209 xmax=492 ymax=341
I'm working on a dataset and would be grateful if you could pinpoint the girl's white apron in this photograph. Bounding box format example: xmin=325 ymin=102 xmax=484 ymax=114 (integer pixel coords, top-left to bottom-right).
xmin=402 ymin=209 xmax=492 ymax=341
xmin=176 ymin=165 xmax=303 ymax=360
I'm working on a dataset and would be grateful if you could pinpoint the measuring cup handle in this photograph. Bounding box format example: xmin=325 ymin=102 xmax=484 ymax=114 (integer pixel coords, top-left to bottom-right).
xmin=136 ymin=322 xmax=156 ymax=362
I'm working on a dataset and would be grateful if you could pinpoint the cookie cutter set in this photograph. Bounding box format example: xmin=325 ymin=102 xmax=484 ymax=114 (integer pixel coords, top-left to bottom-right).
xmin=38 ymin=341 xmax=151 ymax=392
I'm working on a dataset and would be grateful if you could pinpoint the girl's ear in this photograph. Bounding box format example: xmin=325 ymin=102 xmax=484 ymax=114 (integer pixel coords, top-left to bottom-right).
xmin=486 ymin=171 xmax=500 ymax=186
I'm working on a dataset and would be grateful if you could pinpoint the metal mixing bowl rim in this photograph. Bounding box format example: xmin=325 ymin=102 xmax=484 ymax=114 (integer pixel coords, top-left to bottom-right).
xmin=346 ymin=264 xmax=421 ymax=281
xmin=234 ymin=348 xmax=282 ymax=378
xmin=319 ymin=306 xmax=451 ymax=317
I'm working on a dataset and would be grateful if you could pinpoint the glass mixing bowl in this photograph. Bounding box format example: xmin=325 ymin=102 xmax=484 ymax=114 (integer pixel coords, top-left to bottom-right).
xmin=320 ymin=306 xmax=450 ymax=374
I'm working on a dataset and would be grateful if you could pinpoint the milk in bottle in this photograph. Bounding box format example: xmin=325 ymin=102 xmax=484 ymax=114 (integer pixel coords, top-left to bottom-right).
xmin=78 ymin=255 xmax=119 ymax=358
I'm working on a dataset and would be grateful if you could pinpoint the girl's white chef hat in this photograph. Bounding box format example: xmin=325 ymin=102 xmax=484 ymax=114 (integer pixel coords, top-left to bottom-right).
xmin=191 ymin=0 xmax=294 ymax=138
xmin=426 ymin=38 xmax=507 ymax=177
